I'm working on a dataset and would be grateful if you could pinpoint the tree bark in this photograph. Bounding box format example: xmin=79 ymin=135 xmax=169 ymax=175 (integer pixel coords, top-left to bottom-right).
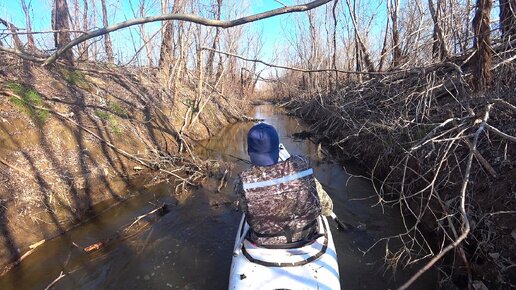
xmin=345 ymin=0 xmax=375 ymax=72
xmin=139 ymin=0 xmax=154 ymax=66
xmin=332 ymin=0 xmax=339 ymax=86
xmin=73 ymin=0 xmax=79 ymax=34
xmin=0 ymin=18 xmax=24 ymax=49
xmin=471 ymin=0 xmax=494 ymax=91
xmin=159 ymin=0 xmax=181 ymax=68
xmin=52 ymin=0 xmax=74 ymax=62
xmin=391 ymin=0 xmax=402 ymax=67
xmin=378 ymin=1 xmax=390 ymax=71
xmin=79 ymin=0 xmax=89 ymax=61
xmin=206 ymin=0 xmax=223 ymax=79
xmin=100 ymin=0 xmax=114 ymax=63
xmin=91 ymin=0 xmax=98 ymax=59
xmin=428 ymin=0 xmax=449 ymax=60
xmin=20 ymin=0 xmax=36 ymax=50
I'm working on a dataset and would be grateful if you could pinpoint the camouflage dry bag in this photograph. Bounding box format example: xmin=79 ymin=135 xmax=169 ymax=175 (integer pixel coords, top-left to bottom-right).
xmin=239 ymin=155 xmax=321 ymax=246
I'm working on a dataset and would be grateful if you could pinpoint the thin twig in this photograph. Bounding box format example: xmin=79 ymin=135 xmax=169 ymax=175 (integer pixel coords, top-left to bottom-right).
xmin=43 ymin=271 xmax=66 ymax=290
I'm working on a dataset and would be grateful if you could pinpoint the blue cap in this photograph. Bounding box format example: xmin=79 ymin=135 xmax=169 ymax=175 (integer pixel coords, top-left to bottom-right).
xmin=247 ymin=123 xmax=279 ymax=166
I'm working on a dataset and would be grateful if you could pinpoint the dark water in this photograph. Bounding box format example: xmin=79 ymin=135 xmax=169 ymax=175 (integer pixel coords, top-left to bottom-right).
xmin=0 ymin=105 xmax=435 ymax=290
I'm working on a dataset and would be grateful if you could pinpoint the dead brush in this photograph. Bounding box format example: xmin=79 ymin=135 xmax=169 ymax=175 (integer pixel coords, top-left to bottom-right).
xmin=276 ymin=60 xmax=516 ymax=289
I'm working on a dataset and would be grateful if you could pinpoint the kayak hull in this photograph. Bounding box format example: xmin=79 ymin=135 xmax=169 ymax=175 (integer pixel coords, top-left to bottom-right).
xmin=229 ymin=215 xmax=340 ymax=290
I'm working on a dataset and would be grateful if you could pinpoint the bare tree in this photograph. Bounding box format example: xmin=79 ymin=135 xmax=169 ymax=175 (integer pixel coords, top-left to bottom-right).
xmin=390 ymin=0 xmax=403 ymax=67
xmin=206 ymin=0 xmax=223 ymax=79
xmin=20 ymin=0 xmax=36 ymax=50
xmin=471 ymin=0 xmax=494 ymax=91
xmin=79 ymin=0 xmax=89 ymax=60
xmin=159 ymin=0 xmax=181 ymax=69
xmin=159 ymin=0 xmax=188 ymax=91
xmin=345 ymin=0 xmax=375 ymax=72
xmin=100 ymin=0 xmax=114 ymax=63
xmin=52 ymin=0 xmax=74 ymax=62
xmin=428 ymin=0 xmax=449 ymax=60
xmin=91 ymin=0 xmax=98 ymax=59
xmin=331 ymin=0 xmax=339 ymax=83
xmin=378 ymin=1 xmax=390 ymax=71
xmin=0 ymin=18 xmax=24 ymax=49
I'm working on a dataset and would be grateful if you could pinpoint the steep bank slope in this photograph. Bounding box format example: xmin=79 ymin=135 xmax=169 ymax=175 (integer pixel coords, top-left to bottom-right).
xmin=0 ymin=54 xmax=248 ymax=273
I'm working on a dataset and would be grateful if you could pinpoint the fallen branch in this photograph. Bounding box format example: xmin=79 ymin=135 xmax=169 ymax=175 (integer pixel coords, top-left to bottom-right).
xmin=217 ymin=169 xmax=229 ymax=192
xmin=397 ymin=104 xmax=492 ymax=290
xmin=82 ymin=203 xmax=170 ymax=253
xmin=201 ymin=47 xmax=406 ymax=75
xmin=492 ymin=99 xmax=516 ymax=112
xmin=43 ymin=0 xmax=332 ymax=65
xmin=463 ymin=139 xmax=498 ymax=178
xmin=0 ymin=45 xmax=45 ymax=62
xmin=43 ymin=271 xmax=66 ymax=290
xmin=485 ymin=123 xmax=516 ymax=142
xmin=0 ymin=239 xmax=46 ymax=276
xmin=127 ymin=203 xmax=169 ymax=229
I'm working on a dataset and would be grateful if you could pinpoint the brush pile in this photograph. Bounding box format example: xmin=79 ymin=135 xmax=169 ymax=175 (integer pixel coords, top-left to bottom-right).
xmin=277 ymin=55 xmax=516 ymax=288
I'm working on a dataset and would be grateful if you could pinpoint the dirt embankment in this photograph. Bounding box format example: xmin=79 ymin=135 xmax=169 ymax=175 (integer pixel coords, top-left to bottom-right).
xmin=273 ymin=64 xmax=516 ymax=288
xmin=0 ymin=55 xmax=248 ymax=273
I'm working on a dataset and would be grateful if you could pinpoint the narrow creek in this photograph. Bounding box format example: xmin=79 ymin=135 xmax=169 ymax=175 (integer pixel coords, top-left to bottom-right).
xmin=0 ymin=105 xmax=435 ymax=290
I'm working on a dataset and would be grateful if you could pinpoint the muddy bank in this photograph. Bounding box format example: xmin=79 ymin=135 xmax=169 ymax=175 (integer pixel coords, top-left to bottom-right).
xmin=272 ymin=67 xmax=516 ymax=289
xmin=0 ymin=55 xmax=248 ymax=273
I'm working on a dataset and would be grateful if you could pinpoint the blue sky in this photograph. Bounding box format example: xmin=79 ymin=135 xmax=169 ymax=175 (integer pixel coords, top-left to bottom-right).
xmin=0 ymin=0 xmax=308 ymax=62
xmin=0 ymin=0 xmax=502 ymax=63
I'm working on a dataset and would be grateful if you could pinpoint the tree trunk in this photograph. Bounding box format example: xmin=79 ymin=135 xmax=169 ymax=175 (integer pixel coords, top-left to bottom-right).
xmin=73 ymin=0 xmax=79 ymax=35
xmin=159 ymin=0 xmax=180 ymax=68
xmin=378 ymin=1 xmax=390 ymax=71
xmin=100 ymin=0 xmax=114 ymax=63
xmin=79 ymin=0 xmax=89 ymax=61
xmin=471 ymin=0 xmax=494 ymax=91
xmin=428 ymin=0 xmax=449 ymax=60
xmin=463 ymin=0 xmax=471 ymax=52
xmin=500 ymin=0 xmax=516 ymax=39
xmin=206 ymin=0 xmax=223 ymax=79
xmin=354 ymin=39 xmax=363 ymax=82
xmin=391 ymin=0 xmax=402 ymax=67
xmin=20 ymin=0 xmax=36 ymax=50
xmin=139 ymin=0 xmax=154 ymax=66
xmin=91 ymin=0 xmax=98 ymax=59
xmin=332 ymin=0 xmax=339 ymax=85
xmin=0 ymin=18 xmax=24 ymax=49
xmin=52 ymin=0 xmax=74 ymax=62
xmin=346 ymin=0 xmax=375 ymax=72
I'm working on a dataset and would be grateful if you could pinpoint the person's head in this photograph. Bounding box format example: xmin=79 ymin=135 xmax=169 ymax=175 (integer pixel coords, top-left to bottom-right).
xmin=247 ymin=123 xmax=279 ymax=166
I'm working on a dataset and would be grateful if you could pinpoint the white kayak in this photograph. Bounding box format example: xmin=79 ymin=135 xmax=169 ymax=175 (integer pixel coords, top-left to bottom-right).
xmin=229 ymin=214 xmax=340 ymax=290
